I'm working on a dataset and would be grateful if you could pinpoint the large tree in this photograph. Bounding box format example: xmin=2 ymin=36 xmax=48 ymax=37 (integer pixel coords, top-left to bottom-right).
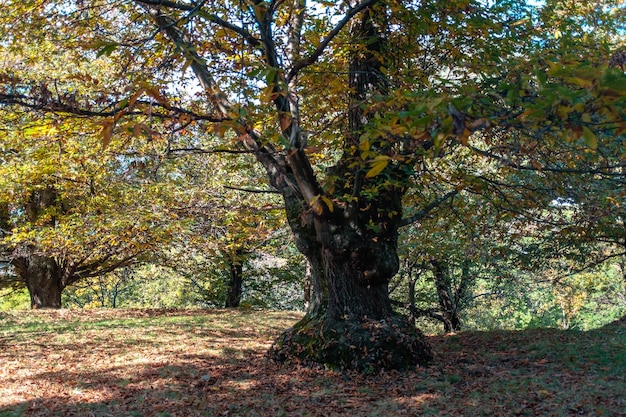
xmin=1 ymin=0 xmax=625 ymax=369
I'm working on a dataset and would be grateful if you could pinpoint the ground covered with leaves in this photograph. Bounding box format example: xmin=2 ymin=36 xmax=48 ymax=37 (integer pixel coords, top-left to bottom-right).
xmin=1 ymin=309 xmax=625 ymax=417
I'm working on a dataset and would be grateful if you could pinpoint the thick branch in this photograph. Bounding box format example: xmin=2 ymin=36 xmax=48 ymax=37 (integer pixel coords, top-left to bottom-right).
xmin=550 ymin=250 xmax=626 ymax=285
xmin=223 ymin=185 xmax=281 ymax=194
xmin=133 ymin=0 xmax=260 ymax=46
xmin=390 ymin=299 xmax=450 ymax=326
xmin=167 ymin=147 xmax=253 ymax=155
xmin=0 ymin=93 xmax=226 ymax=122
xmin=141 ymin=1 xmax=293 ymax=195
xmin=72 ymin=252 xmax=141 ymax=283
xmin=140 ymin=3 xmax=233 ymax=118
xmin=286 ymin=149 xmax=323 ymax=204
xmin=286 ymin=0 xmax=306 ymax=64
xmin=242 ymin=0 xmax=322 ymax=208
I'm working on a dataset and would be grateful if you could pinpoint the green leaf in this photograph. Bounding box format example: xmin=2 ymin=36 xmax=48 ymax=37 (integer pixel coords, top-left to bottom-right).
xmin=278 ymin=134 xmax=290 ymax=148
xmin=582 ymin=126 xmax=597 ymax=149
xmin=96 ymin=42 xmax=118 ymax=58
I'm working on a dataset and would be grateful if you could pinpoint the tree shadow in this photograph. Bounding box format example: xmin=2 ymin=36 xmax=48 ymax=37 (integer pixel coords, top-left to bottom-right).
xmin=0 ymin=350 xmax=441 ymax=417
xmin=2 ymin=312 xmax=624 ymax=417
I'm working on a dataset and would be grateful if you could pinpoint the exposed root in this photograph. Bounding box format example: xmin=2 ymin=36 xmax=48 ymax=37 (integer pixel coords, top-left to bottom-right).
xmin=269 ymin=313 xmax=432 ymax=372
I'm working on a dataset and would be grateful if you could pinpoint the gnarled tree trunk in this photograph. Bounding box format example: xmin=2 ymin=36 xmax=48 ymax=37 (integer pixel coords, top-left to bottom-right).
xmin=267 ymin=146 xmax=433 ymax=371
xmin=271 ymin=238 xmax=431 ymax=371
xmin=17 ymin=187 xmax=67 ymax=308
xmin=267 ymin=4 xmax=432 ymax=371
xmin=11 ymin=246 xmax=67 ymax=309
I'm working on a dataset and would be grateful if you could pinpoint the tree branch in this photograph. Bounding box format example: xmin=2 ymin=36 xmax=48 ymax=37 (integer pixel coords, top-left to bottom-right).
xmin=139 ymin=2 xmax=233 ymax=118
xmin=550 ymin=250 xmax=626 ymax=285
xmin=0 ymin=92 xmax=226 ymax=122
xmin=400 ymin=190 xmax=458 ymax=227
xmin=167 ymin=147 xmax=253 ymax=155
xmin=133 ymin=0 xmax=260 ymax=46
xmin=469 ymin=145 xmax=626 ymax=177
xmin=72 ymin=252 xmax=141 ymax=283
xmin=287 ymin=0 xmax=380 ymax=82
xmin=223 ymin=185 xmax=281 ymax=194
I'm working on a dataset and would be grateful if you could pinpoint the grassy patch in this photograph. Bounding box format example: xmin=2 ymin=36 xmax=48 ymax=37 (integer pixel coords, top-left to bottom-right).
xmin=1 ymin=309 xmax=625 ymax=416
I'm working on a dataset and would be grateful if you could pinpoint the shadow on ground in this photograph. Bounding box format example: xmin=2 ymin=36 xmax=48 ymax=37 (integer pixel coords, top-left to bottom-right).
xmin=1 ymin=310 xmax=625 ymax=417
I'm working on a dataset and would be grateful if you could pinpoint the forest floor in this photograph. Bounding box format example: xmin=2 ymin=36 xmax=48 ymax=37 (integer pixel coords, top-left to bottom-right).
xmin=0 ymin=309 xmax=625 ymax=417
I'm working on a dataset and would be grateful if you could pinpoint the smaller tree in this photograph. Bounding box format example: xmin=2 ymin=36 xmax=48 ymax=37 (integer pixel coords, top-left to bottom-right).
xmin=0 ymin=111 xmax=188 ymax=308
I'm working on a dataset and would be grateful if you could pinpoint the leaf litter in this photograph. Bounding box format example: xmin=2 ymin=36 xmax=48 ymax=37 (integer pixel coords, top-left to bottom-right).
xmin=1 ymin=309 xmax=624 ymax=416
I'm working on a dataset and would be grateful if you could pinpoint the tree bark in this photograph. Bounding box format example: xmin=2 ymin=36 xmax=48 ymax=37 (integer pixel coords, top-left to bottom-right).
xmin=17 ymin=187 xmax=66 ymax=308
xmin=225 ymin=249 xmax=244 ymax=308
xmin=431 ymin=260 xmax=462 ymax=332
xmin=24 ymin=254 xmax=64 ymax=309
xmin=270 ymin=232 xmax=432 ymax=371
xmin=0 ymin=202 xmax=9 ymax=234
xmin=270 ymin=148 xmax=432 ymax=369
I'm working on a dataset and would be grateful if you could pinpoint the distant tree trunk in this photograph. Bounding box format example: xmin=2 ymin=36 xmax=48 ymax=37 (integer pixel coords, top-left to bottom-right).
xmin=225 ymin=249 xmax=244 ymax=308
xmin=111 ymin=279 xmax=121 ymax=308
xmin=23 ymin=253 xmax=64 ymax=309
xmin=16 ymin=187 xmax=67 ymax=308
xmin=0 ymin=202 xmax=9 ymax=235
xmin=0 ymin=203 xmax=9 ymax=272
xmin=404 ymin=263 xmax=423 ymax=326
xmin=620 ymin=244 xmax=626 ymax=288
xmin=431 ymin=260 xmax=462 ymax=332
xmin=97 ymin=277 xmax=107 ymax=307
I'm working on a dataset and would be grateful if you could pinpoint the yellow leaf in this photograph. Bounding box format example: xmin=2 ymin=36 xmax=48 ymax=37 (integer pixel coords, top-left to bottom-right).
xmin=510 ymin=17 xmax=530 ymax=27
xmin=320 ymin=196 xmax=334 ymax=213
xmin=308 ymin=195 xmax=323 ymax=215
xmin=389 ymin=122 xmax=406 ymax=136
xmin=567 ymin=77 xmax=593 ymax=88
xmin=260 ymin=85 xmax=275 ymax=103
xmin=359 ymin=136 xmax=370 ymax=152
xmin=366 ymin=156 xmax=389 ymax=178
xmin=427 ymin=97 xmax=443 ymax=111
